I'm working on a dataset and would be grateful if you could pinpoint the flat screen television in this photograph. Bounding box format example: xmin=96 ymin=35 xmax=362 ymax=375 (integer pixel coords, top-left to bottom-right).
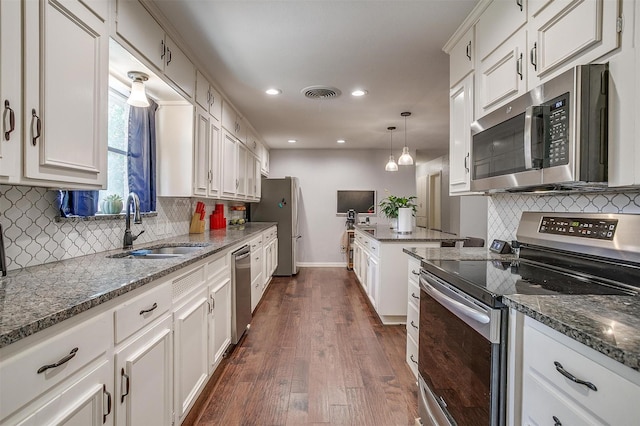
xmin=337 ymin=190 xmax=376 ymax=215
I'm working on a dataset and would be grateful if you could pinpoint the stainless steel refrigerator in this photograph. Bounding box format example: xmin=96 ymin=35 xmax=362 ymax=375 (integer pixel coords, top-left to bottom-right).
xmin=250 ymin=176 xmax=300 ymax=275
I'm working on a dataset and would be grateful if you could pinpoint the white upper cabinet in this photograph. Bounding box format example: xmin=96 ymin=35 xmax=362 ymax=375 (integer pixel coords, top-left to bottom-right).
xmin=195 ymin=70 xmax=222 ymax=120
xmin=221 ymin=101 xmax=246 ymax=143
xmin=261 ymin=144 xmax=270 ymax=176
xmin=449 ymin=27 xmax=475 ymax=88
xmin=156 ymin=104 xmax=194 ymax=197
xmin=475 ymin=0 xmax=527 ymax=63
xmin=23 ymin=0 xmax=108 ymax=188
xmin=221 ymin=130 xmax=239 ymax=199
xmin=0 ymin=0 xmax=21 ymax=183
xmin=449 ymin=74 xmax=475 ymax=194
xmin=116 ymin=0 xmax=195 ymax=98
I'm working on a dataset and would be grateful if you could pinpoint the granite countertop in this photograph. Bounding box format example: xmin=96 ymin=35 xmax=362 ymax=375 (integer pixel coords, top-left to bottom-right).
xmin=0 ymin=222 xmax=276 ymax=348
xmin=403 ymin=246 xmax=640 ymax=372
xmin=354 ymin=224 xmax=467 ymax=243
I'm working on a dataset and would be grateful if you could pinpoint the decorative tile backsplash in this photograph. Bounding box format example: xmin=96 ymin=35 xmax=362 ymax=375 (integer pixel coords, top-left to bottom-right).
xmin=487 ymin=190 xmax=640 ymax=242
xmin=0 ymin=185 xmax=230 ymax=271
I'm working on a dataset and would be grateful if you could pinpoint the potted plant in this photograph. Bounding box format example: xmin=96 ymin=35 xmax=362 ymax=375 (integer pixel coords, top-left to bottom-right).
xmin=378 ymin=194 xmax=417 ymax=232
xmin=101 ymin=194 xmax=124 ymax=215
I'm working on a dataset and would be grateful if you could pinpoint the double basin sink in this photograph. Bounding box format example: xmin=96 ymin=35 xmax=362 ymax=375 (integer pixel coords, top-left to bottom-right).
xmin=108 ymin=244 xmax=209 ymax=260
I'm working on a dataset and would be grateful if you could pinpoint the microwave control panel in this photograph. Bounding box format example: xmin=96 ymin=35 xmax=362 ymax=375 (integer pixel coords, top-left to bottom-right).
xmin=545 ymin=94 xmax=569 ymax=167
xmin=539 ymin=216 xmax=617 ymax=240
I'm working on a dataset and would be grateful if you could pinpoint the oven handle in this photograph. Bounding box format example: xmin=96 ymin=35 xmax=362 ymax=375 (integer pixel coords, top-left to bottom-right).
xmin=420 ymin=275 xmax=490 ymax=325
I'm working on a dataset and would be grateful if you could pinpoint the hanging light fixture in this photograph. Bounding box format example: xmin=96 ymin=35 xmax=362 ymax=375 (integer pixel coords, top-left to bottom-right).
xmin=385 ymin=126 xmax=398 ymax=172
xmin=398 ymin=111 xmax=414 ymax=165
xmin=126 ymin=71 xmax=150 ymax=107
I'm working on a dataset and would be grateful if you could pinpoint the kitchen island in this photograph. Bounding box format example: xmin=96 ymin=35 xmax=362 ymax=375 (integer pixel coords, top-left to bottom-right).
xmin=351 ymin=225 xmax=465 ymax=324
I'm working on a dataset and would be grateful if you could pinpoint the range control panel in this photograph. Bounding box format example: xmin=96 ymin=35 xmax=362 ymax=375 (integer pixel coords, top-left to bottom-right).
xmin=539 ymin=216 xmax=618 ymax=240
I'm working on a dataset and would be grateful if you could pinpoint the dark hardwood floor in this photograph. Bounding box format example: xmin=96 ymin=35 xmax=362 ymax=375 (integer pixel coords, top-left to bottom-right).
xmin=188 ymin=267 xmax=419 ymax=426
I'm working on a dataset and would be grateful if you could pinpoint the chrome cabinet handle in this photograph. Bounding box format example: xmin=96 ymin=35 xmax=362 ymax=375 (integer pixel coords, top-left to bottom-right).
xmin=166 ymin=48 xmax=172 ymax=65
xmin=4 ymin=100 xmax=15 ymax=141
xmin=553 ymin=361 xmax=597 ymax=391
xmin=465 ymin=41 xmax=471 ymax=60
xmin=120 ymin=368 xmax=130 ymax=403
xmin=410 ymin=320 xmax=418 ymax=330
xmin=411 ymin=292 xmax=420 ymax=300
xmin=160 ymin=40 xmax=165 ymax=59
xmin=516 ymin=0 xmax=523 ymax=11
xmin=464 ymin=153 xmax=470 ymax=173
xmin=103 ymin=384 xmax=112 ymax=423
xmin=516 ymin=53 xmax=523 ymax=80
xmin=530 ymin=42 xmax=537 ymax=70
xmin=411 ymin=270 xmax=420 ymax=276
xmin=211 ymin=295 xmax=215 ymax=311
xmin=410 ymin=354 xmax=418 ymax=365
xmin=37 ymin=347 xmax=78 ymax=373
xmin=139 ymin=302 xmax=158 ymax=315
xmin=553 ymin=416 xmax=562 ymax=426
xmin=210 ymin=94 xmax=215 ymax=106
xmin=31 ymin=109 xmax=41 ymax=146
xmin=208 ymin=170 xmax=212 ymax=183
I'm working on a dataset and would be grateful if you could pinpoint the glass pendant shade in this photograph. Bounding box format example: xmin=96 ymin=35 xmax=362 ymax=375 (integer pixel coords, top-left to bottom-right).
xmin=127 ymin=80 xmax=149 ymax=107
xmin=398 ymin=146 xmax=414 ymax=165
xmin=385 ymin=155 xmax=398 ymax=171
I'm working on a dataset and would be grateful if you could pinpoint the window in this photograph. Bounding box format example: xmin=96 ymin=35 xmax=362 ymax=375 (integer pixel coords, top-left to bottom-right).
xmin=98 ymin=89 xmax=129 ymax=212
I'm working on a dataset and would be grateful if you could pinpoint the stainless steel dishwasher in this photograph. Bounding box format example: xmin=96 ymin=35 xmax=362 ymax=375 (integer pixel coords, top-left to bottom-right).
xmin=231 ymin=245 xmax=251 ymax=344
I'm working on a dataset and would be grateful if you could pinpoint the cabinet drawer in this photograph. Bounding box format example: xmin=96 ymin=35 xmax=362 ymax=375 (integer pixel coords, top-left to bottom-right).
xmin=251 ymin=251 xmax=261 ymax=282
xmin=114 ymin=281 xmax=172 ymax=344
xmin=407 ymin=259 xmax=420 ymax=285
xmin=408 ymin=280 xmax=421 ymax=309
xmin=368 ymin=239 xmax=380 ymax=256
xmin=406 ymin=302 xmax=419 ymax=343
xmin=406 ymin=333 xmax=419 ymax=380
xmin=207 ymin=252 xmax=229 ymax=280
xmin=0 ymin=312 xmax=111 ymax=421
xmin=523 ymin=319 xmax=640 ymax=422
xmin=250 ymin=236 xmax=263 ymax=252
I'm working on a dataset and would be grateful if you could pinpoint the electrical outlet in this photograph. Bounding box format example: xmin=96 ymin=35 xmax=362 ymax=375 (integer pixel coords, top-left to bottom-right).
xmin=340 ymin=245 xmax=347 ymax=253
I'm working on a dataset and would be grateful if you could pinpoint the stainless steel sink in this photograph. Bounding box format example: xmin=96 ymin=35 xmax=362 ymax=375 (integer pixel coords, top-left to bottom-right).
xmin=108 ymin=244 xmax=207 ymax=259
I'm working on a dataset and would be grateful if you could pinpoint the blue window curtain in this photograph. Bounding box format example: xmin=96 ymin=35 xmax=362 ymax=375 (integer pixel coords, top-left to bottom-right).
xmin=58 ymin=190 xmax=99 ymax=217
xmin=127 ymin=99 xmax=158 ymax=212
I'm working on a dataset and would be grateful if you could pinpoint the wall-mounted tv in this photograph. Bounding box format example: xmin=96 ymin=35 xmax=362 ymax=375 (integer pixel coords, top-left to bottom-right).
xmin=337 ymin=190 xmax=376 ymax=215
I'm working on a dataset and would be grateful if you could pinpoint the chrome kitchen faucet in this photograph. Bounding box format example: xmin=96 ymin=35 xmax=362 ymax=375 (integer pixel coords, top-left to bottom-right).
xmin=123 ymin=192 xmax=144 ymax=250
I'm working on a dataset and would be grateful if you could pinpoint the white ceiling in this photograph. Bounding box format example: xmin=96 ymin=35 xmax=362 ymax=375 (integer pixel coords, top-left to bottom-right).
xmin=150 ymin=0 xmax=477 ymax=152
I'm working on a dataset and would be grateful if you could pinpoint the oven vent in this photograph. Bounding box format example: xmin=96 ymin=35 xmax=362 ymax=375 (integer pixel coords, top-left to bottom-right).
xmin=301 ymin=85 xmax=342 ymax=99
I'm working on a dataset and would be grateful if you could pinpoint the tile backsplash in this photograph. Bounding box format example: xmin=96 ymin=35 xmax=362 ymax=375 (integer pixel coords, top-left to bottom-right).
xmin=0 ymin=185 xmax=230 ymax=271
xmin=487 ymin=190 xmax=640 ymax=242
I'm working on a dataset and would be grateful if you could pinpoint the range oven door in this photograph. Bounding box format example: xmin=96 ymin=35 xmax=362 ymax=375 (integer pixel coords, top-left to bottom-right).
xmin=418 ymin=271 xmax=505 ymax=426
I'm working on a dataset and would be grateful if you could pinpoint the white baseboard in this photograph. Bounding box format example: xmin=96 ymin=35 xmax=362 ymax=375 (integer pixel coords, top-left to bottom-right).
xmin=296 ymin=262 xmax=347 ymax=268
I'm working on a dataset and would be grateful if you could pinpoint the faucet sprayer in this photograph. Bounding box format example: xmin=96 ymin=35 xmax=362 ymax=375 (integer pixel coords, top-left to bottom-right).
xmin=123 ymin=192 xmax=144 ymax=249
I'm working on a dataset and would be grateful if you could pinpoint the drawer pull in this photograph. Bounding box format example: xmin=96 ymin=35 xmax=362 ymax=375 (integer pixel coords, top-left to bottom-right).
xmin=139 ymin=302 xmax=158 ymax=316
xmin=553 ymin=361 xmax=597 ymax=391
xmin=410 ymin=354 xmax=418 ymax=365
xmin=103 ymin=384 xmax=112 ymax=423
xmin=121 ymin=368 xmax=130 ymax=403
xmin=4 ymin=100 xmax=15 ymax=140
xmin=411 ymin=270 xmax=420 ymax=276
xmin=553 ymin=416 xmax=562 ymax=426
xmin=411 ymin=292 xmax=420 ymax=300
xmin=410 ymin=320 xmax=418 ymax=330
xmin=37 ymin=347 xmax=78 ymax=373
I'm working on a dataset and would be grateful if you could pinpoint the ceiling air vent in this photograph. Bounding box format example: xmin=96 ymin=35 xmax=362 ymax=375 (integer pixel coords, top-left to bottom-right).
xmin=301 ymin=85 xmax=342 ymax=99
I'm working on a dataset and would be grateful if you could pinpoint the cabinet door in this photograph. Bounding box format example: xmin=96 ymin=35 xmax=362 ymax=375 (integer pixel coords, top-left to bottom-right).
xmin=236 ymin=143 xmax=248 ymax=198
xmin=254 ymin=155 xmax=262 ymax=200
xmin=449 ymin=74 xmax=474 ymax=194
xmin=174 ymin=289 xmax=209 ymax=422
xmin=476 ymin=28 xmax=527 ymax=118
xmin=528 ymin=0 xmax=619 ymax=87
xmin=13 ymin=360 xmax=113 ymax=426
xmin=115 ymin=316 xmax=173 ymax=426
xmin=193 ymin=108 xmax=209 ymax=197
xmin=221 ymin=131 xmax=238 ymax=198
xmin=195 ymin=70 xmax=211 ymax=111
xmin=449 ymin=26 xmax=475 ymax=88
xmin=115 ymin=0 xmax=164 ymax=70
xmin=209 ymin=276 xmax=231 ymax=372
xmin=207 ymin=117 xmax=221 ymax=198
xmin=261 ymin=145 xmax=269 ymax=176
xmin=0 ymin=0 xmax=21 ymax=182
xmin=246 ymin=153 xmax=257 ymax=199
xmin=24 ymin=0 xmax=108 ymax=187
xmin=367 ymin=255 xmax=379 ymax=308
xmin=271 ymin=238 xmax=278 ymax=276
xmin=163 ymin=35 xmax=195 ymax=98
xmin=476 ymin=0 xmax=527 ymax=62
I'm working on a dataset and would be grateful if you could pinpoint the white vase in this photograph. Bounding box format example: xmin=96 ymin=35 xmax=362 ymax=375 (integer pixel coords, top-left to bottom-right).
xmin=390 ymin=218 xmax=398 ymax=229
xmin=397 ymin=208 xmax=412 ymax=233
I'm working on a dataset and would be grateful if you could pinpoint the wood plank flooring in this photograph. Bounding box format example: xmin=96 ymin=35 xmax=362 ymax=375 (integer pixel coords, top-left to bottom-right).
xmin=188 ymin=267 xmax=418 ymax=426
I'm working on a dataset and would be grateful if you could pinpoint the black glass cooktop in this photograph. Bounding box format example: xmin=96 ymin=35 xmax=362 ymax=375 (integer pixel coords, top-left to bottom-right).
xmin=421 ymin=259 xmax=638 ymax=308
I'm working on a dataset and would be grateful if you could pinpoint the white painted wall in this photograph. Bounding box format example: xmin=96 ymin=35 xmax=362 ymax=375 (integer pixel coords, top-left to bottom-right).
xmin=269 ymin=149 xmax=416 ymax=265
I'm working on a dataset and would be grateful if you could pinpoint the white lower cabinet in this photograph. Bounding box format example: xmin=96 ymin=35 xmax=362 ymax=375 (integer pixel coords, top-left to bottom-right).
xmin=173 ymin=288 xmax=209 ymax=424
xmin=405 ymin=256 xmax=421 ymax=379
xmin=365 ymin=253 xmax=379 ymax=308
xmin=114 ymin=315 xmax=173 ymax=426
xmin=209 ymin=274 xmax=231 ymax=372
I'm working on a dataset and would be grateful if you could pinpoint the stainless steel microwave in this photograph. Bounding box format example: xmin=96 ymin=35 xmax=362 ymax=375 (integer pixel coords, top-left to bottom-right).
xmin=470 ymin=63 xmax=608 ymax=192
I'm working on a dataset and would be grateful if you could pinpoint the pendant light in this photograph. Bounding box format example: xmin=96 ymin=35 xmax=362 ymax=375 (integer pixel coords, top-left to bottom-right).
xmin=127 ymin=71 xmax=150 ymax=107
xmin=385 ymin=126 xmax=398 ymax=171
xmin=398 ymin=111 xmax=414 ymax=165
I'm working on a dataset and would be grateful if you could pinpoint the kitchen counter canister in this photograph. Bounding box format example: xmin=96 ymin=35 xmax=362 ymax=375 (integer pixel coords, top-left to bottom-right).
xmin=355 ymin=224 xmax=467 ymax=243
xmin=0 ymin=223 xmax=276 ymax=348
xmin=504 ymin=295 xmax=640 ymax=372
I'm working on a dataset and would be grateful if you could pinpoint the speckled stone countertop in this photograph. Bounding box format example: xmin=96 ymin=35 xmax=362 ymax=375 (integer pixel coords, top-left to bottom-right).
xmin=0 ymin=223 xmax=276 ymax=348
xmin=355 ymin=224 xmax=467 ymax=243
xmin=504 ymin=295 xmax=640 ymax=371
xmin=402 ymin=246 xmax=640 ymax=372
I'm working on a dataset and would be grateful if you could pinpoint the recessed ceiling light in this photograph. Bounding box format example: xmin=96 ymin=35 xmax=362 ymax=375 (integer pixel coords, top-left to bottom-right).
xmin=266 ymin=88 xmax=282 ymax=95
xmin=288 ymin=139 xmax=297 ymax=144
xmin=337 ymin=139 xmax=346 ymax=144
xmin=351 ymin=89 xmax=368 ymax=97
